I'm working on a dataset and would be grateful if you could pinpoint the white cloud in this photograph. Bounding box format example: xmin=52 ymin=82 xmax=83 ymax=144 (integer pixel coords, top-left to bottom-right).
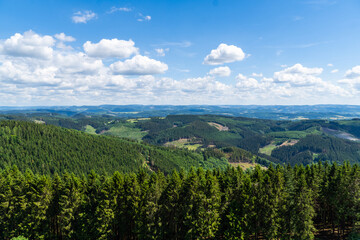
xmin=0 ymin=30 xmax=54 ymax=59
xmin=56 ymin=42 xmax=73 ymax=50
xmin=137 ymin=14 xmax=151 ymax=22
xmin=235 ymin=74 xmax=260 ymax=90
xmin=0 ymin=30 xmax=356 ymax=106
xmin=345 ymin=65 xmax=360 ymax=79
xmin=155 ymin=48 xmax=169 ymax=57
xmin=110 ymin=55 xmax=168 ymax=75
xmin=83 ymin=39 xmax=139 ymax=58
xmin=72 ymin=10 xmax=97 ymax=23
xmin=327 ymin=63 xmax=334 ymax=67
xmin=203 ymin=43 xmax=246 ymax=65
xmin=108 ymin=7 xmax=132 ymax=14
xmin=208 ymin=66 xmax=231 ymax=77
xmin=54 ymin=33 xmax=75 ymax=50
xmin=273 ymin=63 xmax=323 ymax=86
xmin=338 ymin=66 xmax=360 ymax=91
xmin=251 ymin=72 xmax=263 ymax=78
xmin=53 ymin=52 xmax=104 ymax=75
xmin=54 ymin=33 xmax=75 ymax=42
xmin=331 ymin=69 xmax=339 ymax=73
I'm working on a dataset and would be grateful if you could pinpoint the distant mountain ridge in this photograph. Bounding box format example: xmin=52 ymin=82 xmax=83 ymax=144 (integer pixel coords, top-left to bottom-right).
xmin=1 ymin=104 xmax=360 ymax=120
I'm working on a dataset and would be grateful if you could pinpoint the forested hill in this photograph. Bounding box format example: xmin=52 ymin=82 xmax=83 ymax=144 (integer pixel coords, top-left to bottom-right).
xmin=0 ymin=121 xmax=228 ymax=175
xmin=2 ymin=114 xmax=360 ymax=167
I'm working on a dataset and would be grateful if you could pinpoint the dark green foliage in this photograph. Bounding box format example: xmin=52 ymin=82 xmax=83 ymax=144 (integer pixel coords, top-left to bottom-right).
xmin=3 ymin=114 xmax=360 ymax=169
xmin=1 ymin=163 xmax=358 ymax=239
xmin=271 ymin=134 xmax=360 ymax=165
xmin=0 ymin=120 xmax=228 ymax=175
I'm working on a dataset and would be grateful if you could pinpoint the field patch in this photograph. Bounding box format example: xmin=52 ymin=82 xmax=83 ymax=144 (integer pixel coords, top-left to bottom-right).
xmin=164 ymin=138 xmax=203 ymax=150
xmin=102 ymin=124 xmax=147 ymax=140
xmin=126 ymin=118 xmax=151 ymax=123
xmin=259 ymin=143 xmax=277 ymax=155
xmin=84 ymin=125 xmax=97 ymax=134
xmin=259 ymin=139 xmax=299 ymax=155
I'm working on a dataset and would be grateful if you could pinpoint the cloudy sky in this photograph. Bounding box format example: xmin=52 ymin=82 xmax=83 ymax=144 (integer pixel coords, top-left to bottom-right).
xmin=0 ymin=0 xmax=360 ymax=106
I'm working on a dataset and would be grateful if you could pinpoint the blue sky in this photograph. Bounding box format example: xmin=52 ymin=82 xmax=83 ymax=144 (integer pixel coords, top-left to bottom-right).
xmin=0 ymin=0 xmax=360 ymax=106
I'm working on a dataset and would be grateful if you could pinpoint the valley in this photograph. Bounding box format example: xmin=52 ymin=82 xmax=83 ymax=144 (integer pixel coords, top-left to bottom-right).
xmin=2 ymin=111 xmax=360 ymax=171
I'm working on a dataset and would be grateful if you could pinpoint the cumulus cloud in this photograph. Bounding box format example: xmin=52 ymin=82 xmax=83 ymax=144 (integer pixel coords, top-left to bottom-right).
xmin=110 ymin=55 xmax=168 ymax=75
xmin=54 ymin=52 xmax=104 ymax=75
xmin=0 ymin=60 xmax=59 ymax=86
xmin=72 ymin=10 xmax=97 ymax=23
xmin=327 ymin=63 xmax=334 ymax=67
xmin=0 ymin=30 xmax=356 ymax=106
xmin=251 ymin=72 xmax=263 ymax=78
xmin=203 ymin=43 xmax=246 ymax=65
xmin=0 ymin=30 xmax=54 ymax=59
xmin=83 ymin=39 xmax=139 ymax=58
xmin=331 ymin=69 xmax=339 ymax=73
xmin=338 ymin=66 xmax=360 ymax=90
xmin=208 ymin=66 xmax=231 ymax=77
xmin=235 ymin=74 xmax=260 ymax=89
xmin=54 ymin=33 xmax=75 ymax=42
xmin=273 ymin=63 xmax=323 ymax=86
xmin=345 ymin=66 xmax=360 ymax=79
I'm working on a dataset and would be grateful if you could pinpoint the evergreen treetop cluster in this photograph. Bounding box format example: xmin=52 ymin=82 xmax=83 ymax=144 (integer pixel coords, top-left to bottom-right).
xmin=0 ymin=162 xmax=359 ymax=239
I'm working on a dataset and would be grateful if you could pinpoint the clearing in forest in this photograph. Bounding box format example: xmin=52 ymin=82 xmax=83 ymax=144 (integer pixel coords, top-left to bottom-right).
xmin=164 ymin=138 xmax=202 ymax=150
xmin=208 ymin=122 xmax=229 ymax=131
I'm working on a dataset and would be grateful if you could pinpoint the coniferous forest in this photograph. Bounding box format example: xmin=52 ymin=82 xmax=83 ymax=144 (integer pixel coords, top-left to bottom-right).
xmin=1 ymin=120 xmax=360 ymax=239
xmin=1 ymin=162 xmax=360 ymax=239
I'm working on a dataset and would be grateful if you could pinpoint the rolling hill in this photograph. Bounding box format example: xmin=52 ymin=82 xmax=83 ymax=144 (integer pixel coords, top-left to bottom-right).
xmin=0 ymin=120 xmax=229 ymax=175
xmin=2 ymin=113 xmax=360 ymax=168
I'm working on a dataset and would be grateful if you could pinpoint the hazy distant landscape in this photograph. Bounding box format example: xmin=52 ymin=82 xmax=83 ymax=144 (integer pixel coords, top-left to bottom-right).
xmin=1 ymin=104 xmax=360 ymax=120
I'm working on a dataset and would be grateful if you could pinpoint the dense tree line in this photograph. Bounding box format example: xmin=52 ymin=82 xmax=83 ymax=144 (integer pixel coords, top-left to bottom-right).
xmin=271 ymin=134 xmax=360 ymax=165
xmin=1 ymin=162 xmax=359 ymax=239
xmin=0 ymin=121 xmax=228 ymax=175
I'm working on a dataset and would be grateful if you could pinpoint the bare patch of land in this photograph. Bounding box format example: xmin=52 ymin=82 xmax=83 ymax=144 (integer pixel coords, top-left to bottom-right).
xmin=208 ymin=122 xmax=229 ymax=131
xmin=280 ymin=139 xmax=299 ymax=147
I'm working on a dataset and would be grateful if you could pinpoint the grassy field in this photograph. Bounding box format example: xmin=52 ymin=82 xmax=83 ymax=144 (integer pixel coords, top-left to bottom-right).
xmin=84 ymin=125 xmax=97 ymax=134
xmin=102 ymin=123 xmax=147 ymax=140
xmin=259 ymin=143 xmax=277 ymax=155
xmin=126 ymin=118 xmax=151 ymax=123
xmin=164 ymin=138 xmax=203 ymax=150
